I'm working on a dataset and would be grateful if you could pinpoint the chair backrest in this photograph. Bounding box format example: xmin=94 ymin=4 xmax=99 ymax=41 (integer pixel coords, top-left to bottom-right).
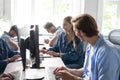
xmin=108 ymin=29 xmax=120 ymax=45
xmin=108 ymin=29 xmax=120 ymax=80
xmin=108 ymin=29 xmax=120 ymax=50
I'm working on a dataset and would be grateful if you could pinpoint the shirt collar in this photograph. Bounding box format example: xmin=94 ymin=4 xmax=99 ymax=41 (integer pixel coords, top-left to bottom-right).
xmin=93 ymin=34 xmax=104 ymax=52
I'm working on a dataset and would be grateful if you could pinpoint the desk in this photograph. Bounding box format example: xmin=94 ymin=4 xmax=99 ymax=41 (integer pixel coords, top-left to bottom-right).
xmin=4 ymin=57 xmax=65 ymax=80
xmin=42 ymin=57 xmax=65 ymax=67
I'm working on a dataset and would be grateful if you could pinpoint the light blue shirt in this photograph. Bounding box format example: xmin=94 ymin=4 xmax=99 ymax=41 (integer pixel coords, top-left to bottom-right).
xmin=1 ymin=31 xmax=13 ymax=50
xmin=83 ymin=34 xmax=120 ymax=80
xmin=0 ymin=38 xmax=19 ymax=74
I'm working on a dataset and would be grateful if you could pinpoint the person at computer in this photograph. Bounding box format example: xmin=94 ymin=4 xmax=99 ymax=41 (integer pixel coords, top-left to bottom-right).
xmin=53 ymin=14 xmax=120 ymax=80
xmin=43 ymin=22 xmax=64 ymax=47
xmin=1 ymin=25 xmax=19 ymax=51
xmin=40 ymin=16 xmax=84 ymax=69
xmin=0 ymin=38 xmax=20 ymax=74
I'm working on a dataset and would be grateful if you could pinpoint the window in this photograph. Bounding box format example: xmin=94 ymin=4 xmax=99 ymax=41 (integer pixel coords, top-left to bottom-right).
xmin=11 ymin=0 xmax=81 ymax=35
xmin=102 ymin=0 xmax=120 ymax=35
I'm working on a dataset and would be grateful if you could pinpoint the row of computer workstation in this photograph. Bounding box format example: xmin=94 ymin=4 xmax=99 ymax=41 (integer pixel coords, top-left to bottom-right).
xmin=4 ymin=25 xmax=64 ymax=80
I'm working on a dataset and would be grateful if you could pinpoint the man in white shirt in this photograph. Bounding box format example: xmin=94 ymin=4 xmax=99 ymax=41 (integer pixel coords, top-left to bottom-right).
xmin=44 ymin=22 xmax=64 ymax=47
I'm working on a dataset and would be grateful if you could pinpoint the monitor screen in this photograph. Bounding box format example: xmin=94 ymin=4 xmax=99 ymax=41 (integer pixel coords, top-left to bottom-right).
xmin=20 ymin=25 xmax=40 ymax=71
xmin=18 ymin=27 xmax=26 ymax=71
xmin=28 ymin=25 xmax=40 ymax=68
xmin=19 ymin=38 xmax=26 ymax=71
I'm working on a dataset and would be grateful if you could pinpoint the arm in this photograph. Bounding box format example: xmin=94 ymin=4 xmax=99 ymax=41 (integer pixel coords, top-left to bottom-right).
xmin=69 ymin=68 xmax=84 ymax=77
xmin=48 ymin=35 xmax=60 ymax=52
xmin=49 ymin=28 xmax=64 ymax=47
xmin=54 ymin=66 xmax=84 ymax=80
xmin=1 ymin=35 xmax=19 ymax=50
xmin=0 ymin=73 xmax=14 ymax=80
xmin=3 ymin=39 xmax=19 ymax=58
xmin=56 ymin=70 xmax=83 ymax=80
xmin=49 ymin=36 xmax=58 ymax=47
xmin=8 ymin=40 xmax=19 ymax=50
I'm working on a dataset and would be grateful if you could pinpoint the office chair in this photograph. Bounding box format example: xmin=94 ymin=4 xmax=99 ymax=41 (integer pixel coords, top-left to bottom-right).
xmin=108 ymin=29 xmax=120 ymax=80
xmin=108 ymin=29 xmax=120 ymax=50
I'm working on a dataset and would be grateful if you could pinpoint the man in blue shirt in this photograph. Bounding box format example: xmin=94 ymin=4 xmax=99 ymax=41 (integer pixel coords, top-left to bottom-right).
xmin=0 ymin=38 xmax=20 ymax=74
xmin=1 ymin=25 xmax=19 ymax=51
xmin=54 ymin=14 xmax=120 ymax=80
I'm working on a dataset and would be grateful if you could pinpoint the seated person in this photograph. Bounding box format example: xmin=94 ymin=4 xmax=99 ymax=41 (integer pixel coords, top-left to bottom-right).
xmin=0 ymin=38 xmax=20 ymax=74
xmin=54 ymin=14 xmax=120 ymax=80
xmin=0 ymin=73 xmax=14 ymax=80
xmin=1 ymin=25 xmax=19 ymax=51
xmin=43 ymin=22 xmax=64 ymax=47
xmin=40 ymin=16 xmax=84 ymax=69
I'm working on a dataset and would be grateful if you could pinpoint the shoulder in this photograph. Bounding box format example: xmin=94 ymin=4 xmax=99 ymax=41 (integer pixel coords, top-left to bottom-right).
xmin=55 ymin=27 xmax=64 ymax=35
xmin=1 ymin=32 xmax=10 ymax=38
xmin=96 ymin=39 xmax=120 ymax=61
xmin=57 ymin=32 xmax=66 ymax=38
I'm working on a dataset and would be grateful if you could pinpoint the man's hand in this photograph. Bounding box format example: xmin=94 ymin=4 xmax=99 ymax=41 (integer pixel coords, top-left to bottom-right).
xmin=0 ymin=73 xmax=14 ymax=80
xmin=8 ymin=54 xmax=20 ymax=63
xmin=46 ymin=51 xmax=60 ymax=57
xmin=55 ymin=69 xmax=75 ymax=80
xmin=54 ymin=66 xmax=83 ymax=80
xmin=39 ymin=49 xmax=48 ymax=54
xmin=44 ymin=39 xmax=49 ymax=44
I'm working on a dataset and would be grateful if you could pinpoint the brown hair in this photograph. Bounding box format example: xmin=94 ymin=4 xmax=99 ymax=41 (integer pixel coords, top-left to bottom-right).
xmin=72 ymin=14 xmax=99 ymax=37
xmin=64 ymin=16 xmax=78 ymax=51
xmin=9 ymin=25 xmax=18 ymax=33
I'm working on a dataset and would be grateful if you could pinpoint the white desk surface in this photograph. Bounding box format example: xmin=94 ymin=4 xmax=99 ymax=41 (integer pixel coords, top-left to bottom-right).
xmin=4 ymin=61 xmax=22 ymax=73
xmin=4 ymin=57 xmax=65 ymax=73
xmin=42 ymin=57 xmax=65 ymax=67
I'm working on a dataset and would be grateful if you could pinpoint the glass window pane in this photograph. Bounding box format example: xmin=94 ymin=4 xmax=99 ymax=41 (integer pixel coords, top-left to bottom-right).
xmin=34 ymin=0 xmax=75 ymax=34
xmin=102 ymin=0 xmax=120 ymax=35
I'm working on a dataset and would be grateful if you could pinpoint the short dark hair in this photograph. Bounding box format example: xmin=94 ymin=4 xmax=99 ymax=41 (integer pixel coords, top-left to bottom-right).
xmin=44 ymin=22 xmax=54 ymax=29
xmin=9 ymin=25 xmax=18 ymax=34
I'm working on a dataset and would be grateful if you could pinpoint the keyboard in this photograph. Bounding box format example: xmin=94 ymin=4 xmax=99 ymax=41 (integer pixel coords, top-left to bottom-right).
xmin=45 ymin=67 xmax=62 ymax=80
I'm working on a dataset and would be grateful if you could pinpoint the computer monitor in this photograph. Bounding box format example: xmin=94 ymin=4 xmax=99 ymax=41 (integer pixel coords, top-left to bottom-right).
xmin=19 ymin=38 xmax=26 ymax=71
xmin=24 ymin=25 xmax=40 ymax=68
xmin=19 ymin=25 xmax=40 ymax=71
xmin=29 ymin=25 xmax=40 ymax=68
xmin=17 ymin=26 xmax=26 ymax=71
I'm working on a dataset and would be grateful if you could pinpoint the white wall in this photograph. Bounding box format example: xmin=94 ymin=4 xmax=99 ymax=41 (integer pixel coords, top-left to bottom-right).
xmin=0 ymin=0 xmax=3 ymax=17
xmin=0 ymin=0 xmax=11 ymax=36
xmin=82 ymin=0 xmax=103 ymax=32
xmin=0 ymin=0 xmax=11 ymax=19
xmin=4 ymin=0 xmax=11 ymax=20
